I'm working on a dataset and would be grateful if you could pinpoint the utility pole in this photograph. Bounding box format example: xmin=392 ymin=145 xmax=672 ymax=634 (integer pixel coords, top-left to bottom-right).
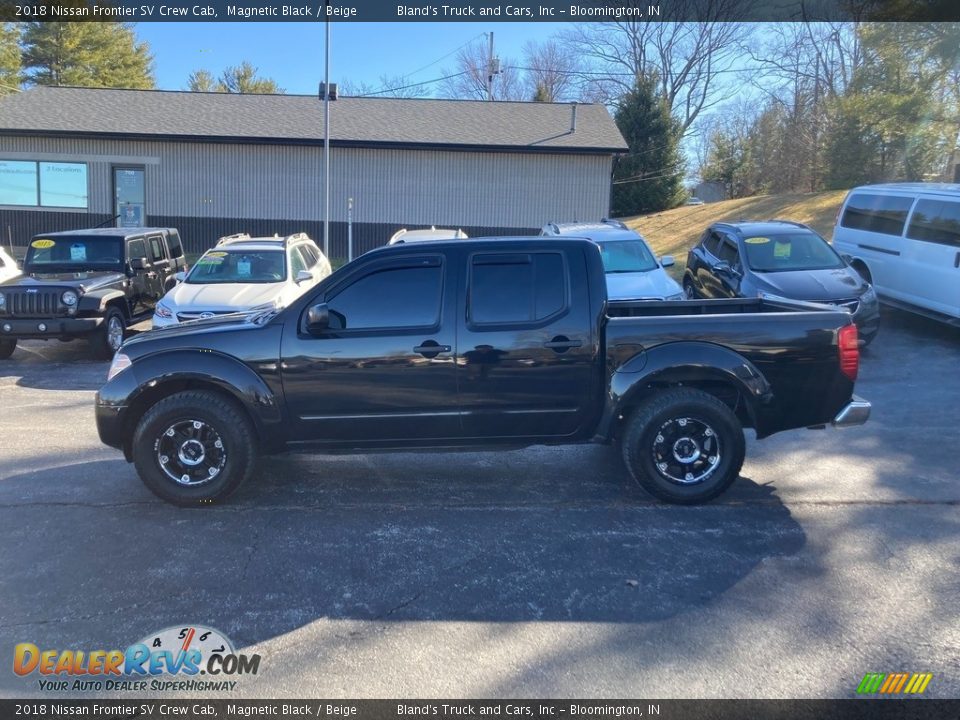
xmin=323 ymin=2 xmax=331 ymax=258
xmin=486 ymin=32 xmax=494 ymax=101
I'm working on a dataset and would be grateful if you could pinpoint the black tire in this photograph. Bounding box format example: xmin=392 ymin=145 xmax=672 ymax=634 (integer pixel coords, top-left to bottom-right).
xmin=89 ymin=307 xmax=125 ymax=360
xmin=620 ymin=388 xmax=745 ymax=504
xmin=132 ymin=390 xmax=258 ymax=507
xmin=0 ymin=338 xmax=16 ymax=359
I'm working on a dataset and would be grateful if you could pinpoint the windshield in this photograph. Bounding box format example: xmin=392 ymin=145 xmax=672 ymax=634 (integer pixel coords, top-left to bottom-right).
xmin=25 ymin=236 xmax=122 ymax=269
xmin=743 ymin=232 xmax=844 ymax=272
xmin=596 ymin=239 xmax=659 ymax=273
xmin=186 ymin=249 xmax=286 ymax=284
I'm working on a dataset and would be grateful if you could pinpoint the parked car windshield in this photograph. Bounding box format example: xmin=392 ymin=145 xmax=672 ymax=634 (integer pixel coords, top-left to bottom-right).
xmin=596 ymin=239 xmax=659 ymax=273
xmin=743 ymin=231 xmax=845 ymax=272
xmin=24 ymin=236 xmax=123 ymax=269
xmin=186 ymin=250 xmax=287 ymax=284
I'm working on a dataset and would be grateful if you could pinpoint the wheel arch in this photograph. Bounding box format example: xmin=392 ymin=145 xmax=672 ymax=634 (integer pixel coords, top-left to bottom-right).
xmin=118 ymin=352 xmax=284 ymax=460
xmin=598 ymin=342 xmax=773 ymax=443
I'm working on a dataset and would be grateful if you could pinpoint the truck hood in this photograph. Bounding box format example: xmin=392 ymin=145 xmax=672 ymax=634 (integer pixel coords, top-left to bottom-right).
xmin=0 ymin=270 xmax=125 ymax=292
xmin=164 ymin=281 xmax=283 ymax=311
xmin=606 ymin=268 xmax=682 ymax=301
xmin=124 ymin=310 xmax=273 ymax=351
xmin=751 ymin=267 xmax=868 ymax=301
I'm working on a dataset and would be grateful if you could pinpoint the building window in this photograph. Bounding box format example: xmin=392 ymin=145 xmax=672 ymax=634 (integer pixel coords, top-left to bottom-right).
xmin=0 ymin=160 xmax=88 ymax=209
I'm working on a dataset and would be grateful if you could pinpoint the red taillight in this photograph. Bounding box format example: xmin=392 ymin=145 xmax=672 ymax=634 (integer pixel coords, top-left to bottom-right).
xmin=838 ymin=323 xmax=859 ymax=381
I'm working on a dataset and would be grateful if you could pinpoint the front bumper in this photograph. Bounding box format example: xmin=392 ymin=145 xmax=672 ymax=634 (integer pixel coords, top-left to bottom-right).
xmin=832 ymin=395 xmax=871 ymax=427
xmin=0 ymin=316 xmax=103 ymax=340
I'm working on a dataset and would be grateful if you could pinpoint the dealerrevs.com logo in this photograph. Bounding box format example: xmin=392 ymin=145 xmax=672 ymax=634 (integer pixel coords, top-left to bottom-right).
xmin=13 ymin=625 xmax=261 ymax=692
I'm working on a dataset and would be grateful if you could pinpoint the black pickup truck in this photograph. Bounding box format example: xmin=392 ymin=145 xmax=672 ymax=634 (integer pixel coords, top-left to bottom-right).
xmin=96 ymin=238 xmax=870 ymax=506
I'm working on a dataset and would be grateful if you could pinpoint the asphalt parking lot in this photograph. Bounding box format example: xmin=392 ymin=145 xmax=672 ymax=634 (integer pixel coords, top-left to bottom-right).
xmin=1 ymin=307 xmax=958 ymax=699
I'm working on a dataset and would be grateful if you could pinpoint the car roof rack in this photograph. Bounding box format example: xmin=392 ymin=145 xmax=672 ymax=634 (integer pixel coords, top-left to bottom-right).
xmin=216 ymin=232 xmax=251 ymax=246
xmin=601 ymin=218 xmax=628 ymax=229
xmin=284 ymin=232 xmax=310 ymax=245
xmin=765 ymin=218 xmax=808 ymax=228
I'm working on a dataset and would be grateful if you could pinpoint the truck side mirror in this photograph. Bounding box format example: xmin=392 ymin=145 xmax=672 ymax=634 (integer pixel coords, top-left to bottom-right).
xmin=660 ymin=255 xmax=675 ymax=268
xmin=295 ymin=270 xmax=313 ymax=284
xmin=306 ymin=303 xmax=330 ymax=335
xmin=130 ymin=257 xmax=148 ymax=271
xmin=714 ymin=260 xmax=741 ymax=278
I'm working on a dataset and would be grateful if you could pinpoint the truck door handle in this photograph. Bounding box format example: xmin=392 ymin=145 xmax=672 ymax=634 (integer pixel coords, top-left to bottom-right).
xmin=413 ymin=340 xmax=451 ymax=358
xmin=543 ymin=336 xmax=582 ymax=353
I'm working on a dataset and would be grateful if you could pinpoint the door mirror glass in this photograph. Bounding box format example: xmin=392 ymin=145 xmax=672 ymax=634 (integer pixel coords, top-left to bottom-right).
xmin=129 ymin=257 xmax=147 ymax=271
xmin=306 ymin=303 xmax=330 ymax=334
xmin=660 ymin=255 xmax=675 ymax=268
xmin=295 ymin=270 xmax=313 ymax=284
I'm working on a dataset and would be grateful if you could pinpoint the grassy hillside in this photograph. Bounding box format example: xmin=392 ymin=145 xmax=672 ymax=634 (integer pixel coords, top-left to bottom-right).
xmin=622 ymin=190 xmax=848 ymax=280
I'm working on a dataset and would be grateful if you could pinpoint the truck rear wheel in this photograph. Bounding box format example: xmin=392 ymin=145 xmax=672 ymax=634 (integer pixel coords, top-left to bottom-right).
xmin=132 ymin=390 xmax=258 ymax=507
xmin=0 ymin=338 xmax=15 ymax=359
xmin=621 ymin=388 xmax=745 ymax=504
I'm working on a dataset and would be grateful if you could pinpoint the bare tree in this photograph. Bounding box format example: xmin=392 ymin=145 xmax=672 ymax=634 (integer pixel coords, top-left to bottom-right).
xmin=521 ymin=39 xmax=580 ymax=102
xmin=439 ymin=39 xmax=525 ymax=101
xmin=562 ymin=0 xmax=752 ymax=132
xmin=340 ymin=74 xmax=428 ymax=98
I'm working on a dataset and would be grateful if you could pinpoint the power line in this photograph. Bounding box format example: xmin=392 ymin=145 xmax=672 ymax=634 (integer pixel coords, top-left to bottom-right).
xmin=357 ymin=71 xmax=470 ymax=97
xmin=404 ymin=32 xmax=487 ymax=79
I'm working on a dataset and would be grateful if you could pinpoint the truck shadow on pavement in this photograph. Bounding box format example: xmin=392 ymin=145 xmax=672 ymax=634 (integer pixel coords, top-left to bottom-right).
xmin=0 ymin=447 xmax=805 ymax=656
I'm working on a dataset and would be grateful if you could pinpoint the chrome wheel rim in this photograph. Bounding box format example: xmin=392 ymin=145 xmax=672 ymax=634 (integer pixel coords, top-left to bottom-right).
xmin=651 ymin=417 xmax=721 ymax=485
xmin=107 ymin=316 xmax=124 ymax=351
xmin=156 ymin=419 xmax=226 ymax=486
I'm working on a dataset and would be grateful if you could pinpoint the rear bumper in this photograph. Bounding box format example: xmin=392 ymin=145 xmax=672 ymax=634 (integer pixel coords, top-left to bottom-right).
xmin=0 ymin=316 xmax=103 ymax=340
xmin=832 ymin=396 xmax=871 ymax=428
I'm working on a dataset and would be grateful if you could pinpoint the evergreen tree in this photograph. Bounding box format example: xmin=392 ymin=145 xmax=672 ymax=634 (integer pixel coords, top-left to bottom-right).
xmin=217 ymin=62 xmax=284 ymax=94
xmin=21 ymin=22 xmax=153 ymax=88
xmin=0 ymin=23 xmax=20 ymax=94
xmin=611 ymin=74 xmax=684 ymax=217
xmin=186 ymin=63 xmax=284 ymax=94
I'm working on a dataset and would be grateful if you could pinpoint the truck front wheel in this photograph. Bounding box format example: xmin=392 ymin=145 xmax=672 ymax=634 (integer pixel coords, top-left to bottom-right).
xmin=131 ymin=390 xmax=258 ymax=506
xmin=621 ymin=388 xmax=745 ymax=504
xmin=0 ymin=338 xmax=16 ymax=359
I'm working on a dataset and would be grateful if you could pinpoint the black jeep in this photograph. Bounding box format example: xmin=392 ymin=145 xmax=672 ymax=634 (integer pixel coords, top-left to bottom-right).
xmin=0 ymin=228 xmax=186 ymax=359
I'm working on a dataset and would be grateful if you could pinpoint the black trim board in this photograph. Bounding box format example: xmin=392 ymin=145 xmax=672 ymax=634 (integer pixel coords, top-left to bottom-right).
xmin=0 ymin=130 xmax=626 ymax=156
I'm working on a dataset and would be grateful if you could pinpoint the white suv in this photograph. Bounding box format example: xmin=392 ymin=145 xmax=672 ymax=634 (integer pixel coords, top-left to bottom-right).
xmin=0 ymin=247 xmax=20 ymax=284
xmin=153 ymin=233 xmax=332 ymax=327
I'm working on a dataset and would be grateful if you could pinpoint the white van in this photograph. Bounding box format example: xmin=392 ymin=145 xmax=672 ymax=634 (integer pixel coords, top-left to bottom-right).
xmin=832 ymin=183 xmax=959 ymax=325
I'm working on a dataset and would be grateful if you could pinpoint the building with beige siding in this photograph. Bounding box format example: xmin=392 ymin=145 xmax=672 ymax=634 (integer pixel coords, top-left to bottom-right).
xmin=0 ymin=87 xmax=627 ymax=259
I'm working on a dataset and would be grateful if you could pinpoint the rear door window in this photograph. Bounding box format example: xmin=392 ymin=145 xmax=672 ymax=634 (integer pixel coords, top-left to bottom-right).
xmin=717 ymin=237 xmax=740 ymax=265
xmin=905 ymin=199 xmax=960 ymax=248
xmin=840 ymin=193 xmax=915 ymax=236
xmin=147 ymin=235 xmax=166 ymax=262
xmin=469 ymin=252 xmax=567 ymax=326
xmin=702 ymin=232 xmax=722 ymax=258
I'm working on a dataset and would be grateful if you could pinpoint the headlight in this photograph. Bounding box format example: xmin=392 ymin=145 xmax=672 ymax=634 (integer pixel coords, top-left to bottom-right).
xmin=155 ymin=301 xmax=173 ymax=319
xmin=107 ymin=353 xmax=131 ymax=381
xmin=0 ymin=292 xmax=5 ymax=310
xmin=861 ymin=286 xmax=877 ymax=302
xmin=61 ymin=290 xmax=78 ymax=306
xmin=665 ymin=292 xmax=684 ymax=301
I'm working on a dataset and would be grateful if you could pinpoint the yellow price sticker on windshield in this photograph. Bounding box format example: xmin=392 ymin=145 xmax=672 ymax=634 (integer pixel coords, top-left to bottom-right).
xmin=744 ymin=237 xmax=770 ymax=244
xmin=31 ymin=239 xmax=55 ymax=249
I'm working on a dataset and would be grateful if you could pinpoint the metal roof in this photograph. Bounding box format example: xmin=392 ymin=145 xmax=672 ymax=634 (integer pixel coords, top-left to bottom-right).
xmin=0 ymin=87 xmax=627 ymax=154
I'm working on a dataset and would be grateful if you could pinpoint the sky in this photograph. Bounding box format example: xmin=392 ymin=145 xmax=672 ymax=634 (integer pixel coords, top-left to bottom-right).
xmin=135 ymin=22 xmax=569 ymax=95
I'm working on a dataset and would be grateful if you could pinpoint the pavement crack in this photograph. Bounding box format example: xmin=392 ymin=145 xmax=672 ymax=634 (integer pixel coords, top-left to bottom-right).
xmin=238 ymin=522 xmax=265 ymax=586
